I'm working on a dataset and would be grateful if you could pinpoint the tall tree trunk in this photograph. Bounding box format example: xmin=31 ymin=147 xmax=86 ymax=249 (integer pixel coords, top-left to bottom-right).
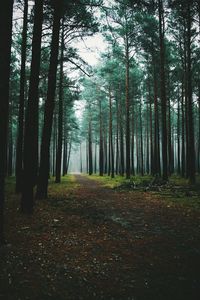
xmin=94 ymin=142 xmax=97 ymax=174
xmin=136 ymin=118 xmax=140 ymax=174
xmin=148 ymin=77 xmax=154 ymax=175
xmin=177 ymin=90 xmax=181 ymax=174
xmin=186 ymin=2 xmax=195 ymax=184
xmin=80 ymin=142 xmax=83 ymax=173
xmin=62 ymin=140 xmax=67 ymax=176
xmin=55 ymin=21 xmax=64 ymax=183
xmin=146 ymin=101 xmax=150 ymax=174
xmin=15 ymin=0 xmax=28 ymax=193
xmin=115 ymin=97 xmax=119 ymax=175
xmin=181 ymin=78 xmax=185 ymax=177
xmin=104 ymin=128 xmax=107 ymax=174
xmin=52 ymin=113 xmax=57 ymax=176
xmin=158 ymin=0 xmax=168 ymax=181
xmin=21 ymin=0 xmax=43 ymax=214
xmin=109 ymin=86 xmax=114 ymax=178
xmin=88 ymin=119 xmax=93 ymax=175
xmin=119 ymin=96 xmax=124 ymax=176
xmin=168 ymin=95 xmax=172 ymax=175
xmin=198 ymin=83 xmax=200 ymax=173
xmin=8 ymin=100 xmax=13 ymax=176
xmin=99 ymin=100 xmax=104 ymax=176
xmin=36 ymin=2 xmax=62 ymax=198
xmin=125 ymin=35 xmax=130 ymax=179
xmin=131 ymin=113 xmax=135 ymax=176
xmin=66 ymin=140 xmax=72 ymax=174
xmin=0 ymin=0 xmax=13 ymax=245
xmin=153 ymin=64 xmax=160 ymax=176
xmin=140 ymin=100 xmax=144 ymax=176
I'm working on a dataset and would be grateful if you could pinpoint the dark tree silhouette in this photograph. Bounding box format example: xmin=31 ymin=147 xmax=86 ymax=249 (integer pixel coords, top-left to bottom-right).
xmin=36 ymin=0 xmax=63 ymax=199
xmin=0 ymin=0 xmax=14 ymax=245
xmin=21 ymin=0 xmax=44 ymax=213
xmin=15 ymin=0 xmax=28 ymax=193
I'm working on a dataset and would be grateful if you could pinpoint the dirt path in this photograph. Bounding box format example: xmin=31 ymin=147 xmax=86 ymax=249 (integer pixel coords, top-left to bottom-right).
xmin=1 ymin=175 xmax=200 ymax=300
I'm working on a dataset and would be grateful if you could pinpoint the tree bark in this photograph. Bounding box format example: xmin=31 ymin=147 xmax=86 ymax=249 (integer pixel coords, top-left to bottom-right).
xmin=0 ymin=0 xmax=13 ymax=245
xmin=55 ymin=21 xmax=64 ymax=183
xmin=158 ymin=0 xmax=168 ymax=181
xmin=21 ymin=0 xmax=43 ymax=214
xmin=186 ymin=2 xmax=195 ymax=184
xmin=15 ymin=0 xmax=28 ymax=193
xmin=177 ymin=89 xmax=181 ymax=174
xmin=109 ymin=86 xmax=114 ymax=178
xmin=88 ymin=119 xmax=93 ymax=175
xmin=125 ymin=35 xmax=130 ymax=179
xmin=36 ymin=2 xmax=62 ymax=198
xmin=99 ymin=99 xmax=104 ymax=176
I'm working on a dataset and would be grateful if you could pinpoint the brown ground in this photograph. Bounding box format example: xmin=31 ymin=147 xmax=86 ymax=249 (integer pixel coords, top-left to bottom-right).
xmin=1 ymin=174 xmax=200 ymax=300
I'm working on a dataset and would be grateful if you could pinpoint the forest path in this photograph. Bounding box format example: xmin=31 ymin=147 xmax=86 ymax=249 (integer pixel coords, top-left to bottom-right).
xmin=1 ymin=175 xmax=200 ymax=300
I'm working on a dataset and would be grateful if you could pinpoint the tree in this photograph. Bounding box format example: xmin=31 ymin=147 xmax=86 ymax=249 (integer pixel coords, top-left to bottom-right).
xmin=21 ymin=0 xmax=44 ymax=213
xmin=15 ymin=0 xmax=29 ymax=193
xmin=158 ymin=0 xmax=168 ymax=181
xmin=55 ymin=20 xmax=64 ymax=183
xmin=0 ymin=0 xmax=14 ymax=245
xmin=36 ymin=0 xmax=63 ymax=199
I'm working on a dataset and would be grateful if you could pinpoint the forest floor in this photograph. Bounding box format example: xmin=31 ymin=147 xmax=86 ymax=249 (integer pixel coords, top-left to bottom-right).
xmin=1 ymin=174 xmax=200 ymax=300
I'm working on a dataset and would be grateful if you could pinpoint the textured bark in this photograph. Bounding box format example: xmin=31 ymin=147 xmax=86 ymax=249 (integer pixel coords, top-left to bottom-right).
xmin=186 ymin=2 xmax=195 ymax=184
xmin=99 ymin=100 xmax=104 ymax=176
xmin=181 ymin=78 xmax=185 ymax=177
xmin=125 ymin=36 xmax=130 ymax=179
xmin=36 ymin=2 xmax=62 ymax=198
xmin=168 ymin=96 xmax=172 ymax=174
xmin=66 ymin=141 xmax=72 ymax=174
xmin=55 ymin=22 xmax=64 ymax=183
xmin=15 ymin=0 xmax=28 ymax=193
xmin=139 ymin=99 xmax=144 ymax=176
xmin=131 ymin=109 xmax=135 ymax=176
xmin=0 ymin=0 xmax=13 ymax=245
xmin=198 ymin=83 xmax=200 ymax=173
xmin=21 ymin=0 xmax=43 ymax=214
xmin=119 ymin=117 xmax=124 ymax=176
xmin=80 ymin=143 xmax=83 ymax=173
xmin=146 ymin=101 xmax=150 ymax=174
xmin=104 ymin=128 xmax=108 ymax=174
xmin=153 ymin=65 xmax=160 ymax=176
xmin=158 ymin=0 xmax=168 ymax=181
xmin=109 ymin=87 xmax=114 ymax=178
xmin=8 ymin=101 xmax=13 ymax=177
xmin=177 ymin=90 xmax=181 ymax=174
xmin=88 ymin=119 xmax=93 ymax=175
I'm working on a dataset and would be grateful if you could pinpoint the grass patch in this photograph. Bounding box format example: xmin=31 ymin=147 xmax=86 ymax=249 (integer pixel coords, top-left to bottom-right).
xmin=169 ymin=174 xmax=200 ymax=187
xmin=5 ymin=175 xmax=79 ymax=201
xmin=85 ymin=174 xmax=153 ymax=189
xmin=45 ymin=175 xmax=79 ymax=200
xmin=153 ymin=175 xmax=200 ymax=210
xmin=86 ymin=174 xmax=126 ymax=188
